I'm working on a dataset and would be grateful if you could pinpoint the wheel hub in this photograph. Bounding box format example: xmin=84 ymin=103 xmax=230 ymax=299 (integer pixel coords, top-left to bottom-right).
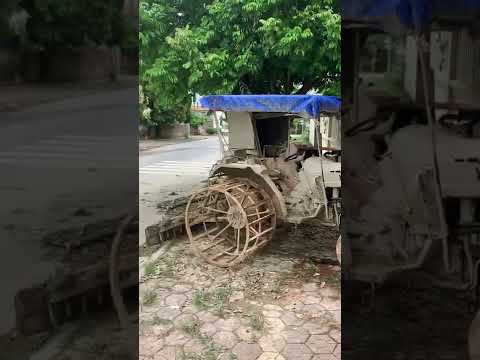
xmin=227 ymin=206 xmax=246 ymax=229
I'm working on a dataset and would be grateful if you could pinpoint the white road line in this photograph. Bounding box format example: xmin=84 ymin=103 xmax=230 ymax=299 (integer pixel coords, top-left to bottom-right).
xmin=141 ymin=164 xmax=212 ymax=169
xmin=15 ymin=145 xmax=92 ymax=152
xmin=0 ymin=158 xmax=134 ymax=170
xmin=0 ymin=151 xmax=133 ymax=161
xmin=0 ymin=135 xmax=137 ymax=170
xmin=52 ymin=135 xmax=133 ymax=141
xmin=160 ymin=161 xmax=215 ymax=164
xmin=139 ymin=161 xmax=215 ymax=176
xmin=37 ymin=140 xmax=111 ymax=147
xmin=140 ymin=171 xmax=210 ymax=175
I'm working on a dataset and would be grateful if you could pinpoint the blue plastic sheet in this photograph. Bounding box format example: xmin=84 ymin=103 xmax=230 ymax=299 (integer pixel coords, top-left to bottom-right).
xmin=198 ymin=95 xmax=341 ymax=118
xmin=342 ymin=0 xmax=480 ymax=29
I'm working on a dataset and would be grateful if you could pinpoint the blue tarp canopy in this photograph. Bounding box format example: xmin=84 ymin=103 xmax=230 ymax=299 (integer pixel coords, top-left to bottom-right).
xmin=198 ymin=95 xmax=341 ymax=119
xmin=342 ymin=0 xmax=480 ymax=29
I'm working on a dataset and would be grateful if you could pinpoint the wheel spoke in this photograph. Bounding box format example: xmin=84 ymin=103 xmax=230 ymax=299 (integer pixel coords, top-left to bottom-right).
xmin=211 ymin=223 xmax=232 ymax=240
xmin=240 ymin=193 xmax=247 ymax=206
xmin=205 ymin=207 xmax=228 ymax=214
xmin=211 ymin=246 xmax=236 ymax=261
xmin=201 ymin=237 xmax=228 ymax=252
xmin=193 ymin=225 xmax=220 ymax=241
xmin=235 ymin=228 xmax=241 ymax=254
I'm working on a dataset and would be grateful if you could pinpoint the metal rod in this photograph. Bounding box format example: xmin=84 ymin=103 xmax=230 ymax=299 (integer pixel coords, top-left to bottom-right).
xmin=193 ymin=226 xmax=219 ymax=241
xmin=201 ymin=237 xmax=229 ymax=252
xmin=248 ymin=227 xmax=274 ymax=241
xmin=249 ymin=214 xmax=273 ymax=226
xmin=211 ymin=246 xmax=236 ymax=261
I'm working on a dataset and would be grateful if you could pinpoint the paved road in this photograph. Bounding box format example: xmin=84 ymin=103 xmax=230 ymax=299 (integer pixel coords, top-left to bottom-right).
xmin=139 ymin=136 xmax=221 ymax=245
xmin=0 ymin=87 xmax=138 ymax=334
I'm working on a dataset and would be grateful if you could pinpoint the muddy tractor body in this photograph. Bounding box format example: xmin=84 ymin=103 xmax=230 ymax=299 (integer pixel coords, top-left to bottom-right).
xmin=342 ymin=1 xmax=480 ymax=357
xmin=186 ymin=95 xmax=341 ymax=267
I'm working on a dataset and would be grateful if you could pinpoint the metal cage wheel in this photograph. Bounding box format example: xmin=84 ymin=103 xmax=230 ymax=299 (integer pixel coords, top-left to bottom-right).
xmin=336 ymin=235 xmax=341 ymax=265
xmin=185 ymin=178 xmax=276 ymax=267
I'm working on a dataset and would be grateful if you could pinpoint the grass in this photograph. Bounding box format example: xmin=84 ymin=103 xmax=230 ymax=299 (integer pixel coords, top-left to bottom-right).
xmin=144 ymin=261 xmax=157 ymax=277
xmin=326 ymin=271 xmax=341 ymax=287
xmin=182 ymin=353 xmax=203 ymax=360
xmin=151 ymin=315 xmax=170 ymax=326
xmin=181 ymin=334 xmax=222 ymax=360
xmin=192 ymin=285 xmax=232 ymax=317
xmin=139 ymin=244 xmax=158 ymax=258
xmin=193 ymin=289 xmax=210 ymax=309
xmin=245 ymin=304 xmax=265 ymax=332
xmin=303 ymin=260 xmax=318 ymax=278
xmin=143 ymin=244 xmax=184 ymax=279
xmin=156 ymin=248 xmax=185 ymax=277
xmin=181 ymin=318 xmax=201 ymax=337
xmin=248 ymin=312 xmax=265 ymax=332
xmin=142 ymin=289 xmax=157 ymax=306
xmin=198 ymin=335 xmax=222 ymax=360
xmin=270 ymin=272 xmax=291 ymax=295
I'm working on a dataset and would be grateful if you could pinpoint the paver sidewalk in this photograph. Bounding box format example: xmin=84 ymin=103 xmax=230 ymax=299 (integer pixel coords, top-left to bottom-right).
xmin=139 ymin=223 xmax=341 ymax=360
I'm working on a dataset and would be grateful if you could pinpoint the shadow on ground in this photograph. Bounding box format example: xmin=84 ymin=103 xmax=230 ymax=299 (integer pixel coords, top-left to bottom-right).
xmin=343 ymin=279 xmax=475 ymax=360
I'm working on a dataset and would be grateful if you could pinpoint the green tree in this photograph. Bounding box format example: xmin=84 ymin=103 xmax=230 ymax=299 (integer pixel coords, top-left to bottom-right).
xmin=0 ymin=0 xmax=20 ymax=42
xmin=188 ymin=0 xmax=340 ymax=95
xmin=21 ymin=0 xmax=130 ymax=48
xmin=139 ymin=0 xmax=212 ymax=124
xmin=140 ymin=0 xmax=340 ymax=125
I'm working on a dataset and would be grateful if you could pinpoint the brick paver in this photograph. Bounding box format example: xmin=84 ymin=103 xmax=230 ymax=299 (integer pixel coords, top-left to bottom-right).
xmin=139 ymin=223 xmax=341 ymax=360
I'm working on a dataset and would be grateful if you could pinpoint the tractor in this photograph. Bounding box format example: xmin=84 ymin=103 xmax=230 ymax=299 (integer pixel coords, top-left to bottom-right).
xmin=342 ymin=1 xmax=480 ymax=358
xmin=185 ymin=95 xmax=342 ymax=267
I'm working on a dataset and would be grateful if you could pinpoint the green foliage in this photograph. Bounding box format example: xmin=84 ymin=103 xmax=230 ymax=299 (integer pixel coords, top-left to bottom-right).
xmin=192 ymin=285 xmax=232 ymax=317
xmin=180 ymin=318 xmax=201 ymax=337
xmin=142 ymin=289 xmax=157 ymax=305
xmin=139 ymin=85 xmax=153 ymax=125
xmin=140 ymin=0 xmax=340 ymax=125
xmin=143 ymin=259 xmax=156 ymax=276
xmin=206 ymin=128 xmax=216 ymax=135
xmin=21 ymin=0 xmax=128 ymax=48
xmin=190 ymin=112 xmax=208 ymax=128
xmin=139 ymin=0 xmax=211 ymax=125
xmin=0 ymin=0 xmax=21 ymax=42
xmin=248 ymin=311 xmax=265 ymax=331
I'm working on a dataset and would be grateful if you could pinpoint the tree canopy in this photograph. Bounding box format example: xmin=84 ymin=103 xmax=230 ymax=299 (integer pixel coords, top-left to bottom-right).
xmin=20 ymin=0 xmax=132 ymax=48
xmin=140 ymin=0 xmax=340 ymax=124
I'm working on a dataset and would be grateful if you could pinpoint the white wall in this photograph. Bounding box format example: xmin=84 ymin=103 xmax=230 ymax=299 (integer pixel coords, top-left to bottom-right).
xmin=228 ymin=112 xmax=256 ymax=150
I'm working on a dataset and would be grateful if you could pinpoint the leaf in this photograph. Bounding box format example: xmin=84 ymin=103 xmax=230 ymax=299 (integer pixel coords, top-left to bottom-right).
xmin=139 ymin=0 xmax=340 ymax=122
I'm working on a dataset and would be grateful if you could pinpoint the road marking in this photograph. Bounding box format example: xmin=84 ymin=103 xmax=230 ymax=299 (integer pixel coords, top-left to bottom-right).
xmin=0 ymin=135 xmax=135 ymax=170
xmin=139 ymin=161 xmax=215 ymax=176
